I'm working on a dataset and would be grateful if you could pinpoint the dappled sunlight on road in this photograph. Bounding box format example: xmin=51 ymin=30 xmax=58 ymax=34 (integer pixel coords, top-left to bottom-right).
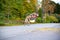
xmin=35 ymin=28 xmax=60 ymax=32
xmin=24 ymin=28 xmax=60 ymax=33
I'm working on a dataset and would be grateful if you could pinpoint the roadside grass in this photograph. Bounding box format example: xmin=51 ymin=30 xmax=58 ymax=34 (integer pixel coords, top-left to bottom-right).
xmin=5 ymin=23 xmax=24 ymax=26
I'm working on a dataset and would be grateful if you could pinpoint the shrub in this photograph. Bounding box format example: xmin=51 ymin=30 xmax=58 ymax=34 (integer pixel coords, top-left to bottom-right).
xmin=55 ymin=14 xmax=60 ymax=23
xmin=49 ymin=16 xmax=58 ymax=22
xmin=0 ymin=22 xmax=5 ymax=26
xmin=43 ymin=14 xmax=58 ymax=23
xmin=36 ymin=17 xmax=42 ymax=23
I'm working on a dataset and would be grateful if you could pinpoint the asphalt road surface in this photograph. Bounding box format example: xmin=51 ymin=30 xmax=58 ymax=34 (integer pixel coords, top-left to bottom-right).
xmin=0 ymin=23 xmax=60 ymax=40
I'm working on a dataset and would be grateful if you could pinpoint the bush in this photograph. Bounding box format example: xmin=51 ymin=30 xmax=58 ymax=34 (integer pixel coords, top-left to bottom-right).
xmin=43 ymin=14 xmax=58 ymax=23
xmin=49 ymin=16 xmax=58 ymax=22
xmin=36 ymin=17 xmax=42 ymax=23
xmin=55 ymin=14 xmax=60 ymax=23
xmin=0 ymin=22 xmax=5 ymax=26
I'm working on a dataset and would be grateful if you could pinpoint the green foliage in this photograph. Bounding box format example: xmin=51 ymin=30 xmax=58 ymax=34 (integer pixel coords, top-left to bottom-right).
xmin=0 ymin=0 xmax=60 ymax=26
xmin=43 ymin=14 xmax=58 ymax=23
xmin=38 ymin=8 xmax=42 ymax=17
xmin=0 ymin=23 xmax=5 ymax=26
xmin=36 ymin=17 xmax=42 ymax=23
xmin=55 ymin=14 xmax=60 ymax=23
xmin=54 ymin=3 xmax=60 ymax=14
xmin=0 ymin=19 xmax=5 ymax=26
xmin=0 ymin=0 xmax=37 ymax=26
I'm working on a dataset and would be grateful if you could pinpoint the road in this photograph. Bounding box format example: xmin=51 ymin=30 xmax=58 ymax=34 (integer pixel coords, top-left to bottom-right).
xmin=0 ymin=23 xmax=60 ymax=40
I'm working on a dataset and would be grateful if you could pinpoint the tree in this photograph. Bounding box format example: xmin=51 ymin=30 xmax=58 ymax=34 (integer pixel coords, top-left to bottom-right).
xmin=0 ymin=0 xmax=37 ymax=25
xmin=54 ymin=3 xmax=60 ymax=14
